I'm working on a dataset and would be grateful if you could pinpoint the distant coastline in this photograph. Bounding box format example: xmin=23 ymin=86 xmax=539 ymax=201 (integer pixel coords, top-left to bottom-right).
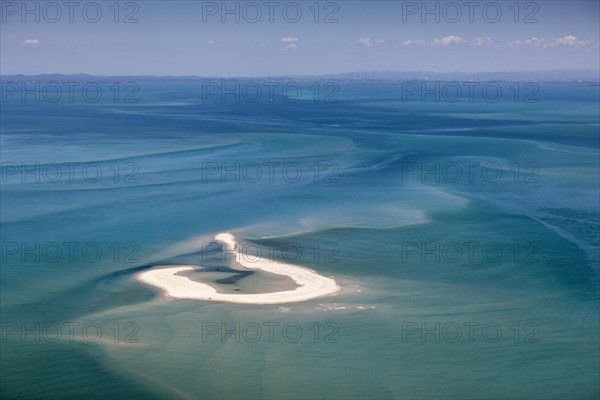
xmin=2 ymin=69 xmax=599 ymax=83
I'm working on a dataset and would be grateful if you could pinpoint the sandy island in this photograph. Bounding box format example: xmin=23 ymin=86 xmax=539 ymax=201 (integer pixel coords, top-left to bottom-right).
xmin=136 ymin=233 xmax=341 ymax=304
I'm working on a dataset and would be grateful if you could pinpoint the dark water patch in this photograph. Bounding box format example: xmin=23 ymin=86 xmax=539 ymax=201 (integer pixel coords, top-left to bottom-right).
xmin=0 ymin=340 xmax=165 ymax=399
xmin=182 ymin=267 xmax=254 ymax=285
xmin=1 ymin=264 xmax=157 ymax=324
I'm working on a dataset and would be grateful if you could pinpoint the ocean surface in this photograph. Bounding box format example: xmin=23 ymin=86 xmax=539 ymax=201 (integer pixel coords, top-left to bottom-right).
xmin=1 ymin=81 xmax=599 ymax=399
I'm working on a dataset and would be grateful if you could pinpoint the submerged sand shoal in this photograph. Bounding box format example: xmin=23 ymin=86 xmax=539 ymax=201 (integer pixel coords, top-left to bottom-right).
xmin=136 ymin=233 xmax=340 ymax=304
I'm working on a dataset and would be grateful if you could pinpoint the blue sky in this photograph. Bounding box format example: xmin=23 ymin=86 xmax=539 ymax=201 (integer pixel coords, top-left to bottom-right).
xmin=1 ymin=0 xmax=599 ymax=76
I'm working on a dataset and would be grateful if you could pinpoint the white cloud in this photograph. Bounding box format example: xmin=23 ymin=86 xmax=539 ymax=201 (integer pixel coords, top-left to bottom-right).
xmin=281 ymin=37 xmax=298 ymax=50
xmin=356 ymin=38 xmax=385 ymax=47
xmin=551 ymin=35 xmax=596 ymax=47
xmin=508 ymin=36 xmax=548 ymax=48
xmin=400 ymin=39 xmax=426 ymax=47
xmin=432 ymin=35 xmax=466 ymax=46
xmin=370 ymin=34 xmax=595 ymax=50
xmin=357 ymin=38 xmax=374 ymax=47
xmin=207 ymin=40 xmax=216 ymax=47
xmin=400 ymin=36 xmax=494 ymax=48
xmin=20 ymin=39 xmax=39 ymax=47
xmin=508 ymin=35 xmax=596 ymax=48
xmin=471 ymin=37 xmax=493 ymax=47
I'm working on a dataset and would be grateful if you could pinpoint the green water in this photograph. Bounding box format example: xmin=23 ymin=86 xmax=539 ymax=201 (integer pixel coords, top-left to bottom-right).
xmin=1 ymin=82 xmax=598 ymax=399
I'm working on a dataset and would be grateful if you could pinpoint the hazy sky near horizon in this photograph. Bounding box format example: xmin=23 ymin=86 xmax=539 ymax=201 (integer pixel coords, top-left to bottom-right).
xmin=1 ymin=0 xmax=599 ymax=76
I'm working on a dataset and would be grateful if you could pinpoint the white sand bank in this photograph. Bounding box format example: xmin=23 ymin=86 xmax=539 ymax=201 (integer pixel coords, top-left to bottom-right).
xmin=136 ymin=233 xmax=340 ymax=304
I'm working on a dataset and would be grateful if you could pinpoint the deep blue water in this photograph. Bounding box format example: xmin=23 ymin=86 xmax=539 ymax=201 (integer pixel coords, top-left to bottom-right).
xmin=1 ymin=81 xmax=599 ymax=399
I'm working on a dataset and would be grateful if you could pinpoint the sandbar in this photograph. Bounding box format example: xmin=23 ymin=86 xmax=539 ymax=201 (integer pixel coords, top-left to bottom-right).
xmin=136 ymin=233 xmax=341 ymax=304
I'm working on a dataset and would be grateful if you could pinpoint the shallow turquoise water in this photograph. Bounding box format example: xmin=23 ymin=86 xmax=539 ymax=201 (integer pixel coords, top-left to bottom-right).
xmin=1 ymin=82 xmax=599 ymax=399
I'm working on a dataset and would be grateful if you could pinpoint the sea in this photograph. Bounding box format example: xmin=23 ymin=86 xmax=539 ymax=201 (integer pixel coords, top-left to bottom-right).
xmin=1 ymin=80 xmax=599 ymax=399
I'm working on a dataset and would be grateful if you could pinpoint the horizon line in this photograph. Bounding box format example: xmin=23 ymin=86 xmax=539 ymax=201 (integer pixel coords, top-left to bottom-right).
xmin=1 ymin=69 xmax=599 ymax=79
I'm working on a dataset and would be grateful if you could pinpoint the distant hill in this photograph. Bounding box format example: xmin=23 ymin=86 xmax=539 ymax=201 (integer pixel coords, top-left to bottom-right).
xmin=315 ymin=70 xmax=600 ymax=82
xmin=1 ymin=70 xmax=598 ymax=82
